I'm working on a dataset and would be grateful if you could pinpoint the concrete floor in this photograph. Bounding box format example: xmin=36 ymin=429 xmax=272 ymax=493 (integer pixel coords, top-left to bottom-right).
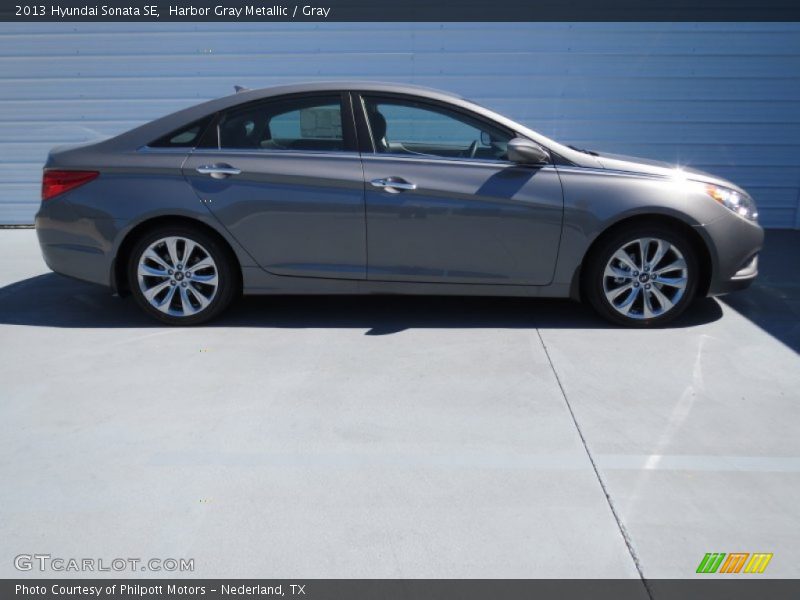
xmin=0 ymin=229 xmax=798 ymax=579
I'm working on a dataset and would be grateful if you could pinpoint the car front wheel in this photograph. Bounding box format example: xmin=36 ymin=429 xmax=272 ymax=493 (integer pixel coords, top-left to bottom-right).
xmin=584 ymin=226 xmax=699 ymax=327
xmin=128 ymin=226 xmax=236 ymax=325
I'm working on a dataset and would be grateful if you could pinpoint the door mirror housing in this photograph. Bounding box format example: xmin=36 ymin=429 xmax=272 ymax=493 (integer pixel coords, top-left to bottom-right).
xmin=507 ymin=137 xmax=550 ymax=165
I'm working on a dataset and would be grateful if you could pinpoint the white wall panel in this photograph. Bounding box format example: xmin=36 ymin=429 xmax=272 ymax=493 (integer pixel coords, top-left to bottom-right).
xmin=0 ymin=22 xmax=798 ymax=227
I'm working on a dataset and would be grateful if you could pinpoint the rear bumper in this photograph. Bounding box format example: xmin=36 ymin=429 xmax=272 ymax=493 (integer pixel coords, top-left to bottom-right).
xmin=35 ymin=198 xmax=114 ymax=288
xmin=697 ymin=213 xmax=764 ymax=296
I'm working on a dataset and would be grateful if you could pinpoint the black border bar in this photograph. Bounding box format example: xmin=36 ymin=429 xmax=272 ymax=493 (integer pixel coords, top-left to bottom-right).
xmin=5 ymin=579 xmax=800 ymax=600
xmin=3 ymin=0 xmax=800 ymax=21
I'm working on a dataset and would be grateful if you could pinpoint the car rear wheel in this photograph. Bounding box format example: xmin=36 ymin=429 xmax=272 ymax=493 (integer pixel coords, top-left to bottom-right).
xmin=128 ymin=226 xmax=236 ymax=325
xmin=584 ymin=226 xmax=699 ymax=327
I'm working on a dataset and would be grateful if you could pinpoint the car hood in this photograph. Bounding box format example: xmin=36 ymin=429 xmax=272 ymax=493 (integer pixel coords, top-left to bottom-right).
xmin=592 ymin=151 xmax=747 ymax=195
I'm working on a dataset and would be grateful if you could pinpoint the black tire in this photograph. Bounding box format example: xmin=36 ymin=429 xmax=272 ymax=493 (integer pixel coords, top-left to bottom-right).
xmin=127 ymin=225 xmax=238 ymax=325
xmin=583 ymin=225 xmax=699 ymax=327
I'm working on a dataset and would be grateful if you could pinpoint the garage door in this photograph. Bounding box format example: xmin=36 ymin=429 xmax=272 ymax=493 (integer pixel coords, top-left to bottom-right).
xmin=1 ymin=22 xmax=799 ymax=227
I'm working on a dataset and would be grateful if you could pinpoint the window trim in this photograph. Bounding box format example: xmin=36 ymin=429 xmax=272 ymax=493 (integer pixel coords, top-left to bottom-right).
xmin=352 ymin=92 xmax=519 ymax=164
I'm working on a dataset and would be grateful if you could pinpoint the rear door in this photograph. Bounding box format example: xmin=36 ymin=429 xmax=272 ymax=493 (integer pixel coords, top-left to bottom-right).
xmin=356 ymin=93 xmax=564 ymax=285
xmin=182 ymin=92 xmax=367 ymax=280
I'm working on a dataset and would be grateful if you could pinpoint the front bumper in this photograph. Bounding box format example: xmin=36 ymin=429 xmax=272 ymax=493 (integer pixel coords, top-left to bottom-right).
xmin=697 ymin=212 xmax=764 ymax=296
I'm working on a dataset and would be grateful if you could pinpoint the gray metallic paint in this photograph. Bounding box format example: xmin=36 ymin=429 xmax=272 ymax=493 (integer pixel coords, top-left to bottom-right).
xmin=362 ymin=156 xmax=563 ymax=285
xmin=183 ymin=149 xmax=367 ymax=280
xmin=36 ymin=81 xmax=764 ymax=301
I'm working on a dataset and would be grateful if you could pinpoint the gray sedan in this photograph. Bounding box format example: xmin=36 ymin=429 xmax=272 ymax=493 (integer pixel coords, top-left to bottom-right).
xmin=36 ymin=81 xmax=763 ymax=326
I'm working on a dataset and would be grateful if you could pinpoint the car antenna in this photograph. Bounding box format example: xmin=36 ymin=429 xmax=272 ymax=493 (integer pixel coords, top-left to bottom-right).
xmin=234 ymin=85 xmax=250 ymax=93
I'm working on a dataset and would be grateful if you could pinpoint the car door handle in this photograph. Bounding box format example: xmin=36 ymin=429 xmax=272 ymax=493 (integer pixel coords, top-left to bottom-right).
xmin=370 ymin=177 xmax=417 ymax=193
xmin=196 ymin=164 xmax=242 ymax=179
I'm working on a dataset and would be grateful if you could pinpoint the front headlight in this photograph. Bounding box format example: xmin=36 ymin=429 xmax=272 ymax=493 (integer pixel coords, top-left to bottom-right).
xmin=702 ymin=184 xmax=758 ymax=222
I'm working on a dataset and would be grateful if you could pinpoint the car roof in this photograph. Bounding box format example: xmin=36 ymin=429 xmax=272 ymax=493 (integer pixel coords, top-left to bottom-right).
xmin=229 ymin=80 xmax=468 ymax=101
xmin=96 ymin=80 xmax=586 ymax=165
xmin=101 ymin=81 xmax=473 ymax=150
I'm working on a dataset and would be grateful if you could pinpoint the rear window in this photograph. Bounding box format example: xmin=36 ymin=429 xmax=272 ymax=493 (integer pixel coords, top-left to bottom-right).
xmin=149 ymin=116 xmax=214 ymax=148
xmin=217 ymin=95 xmax=345 ymax=152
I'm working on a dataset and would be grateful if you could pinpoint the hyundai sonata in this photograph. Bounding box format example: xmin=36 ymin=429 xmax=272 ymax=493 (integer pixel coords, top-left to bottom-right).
xmin=36 ymin=82 xmax=763 ymax=326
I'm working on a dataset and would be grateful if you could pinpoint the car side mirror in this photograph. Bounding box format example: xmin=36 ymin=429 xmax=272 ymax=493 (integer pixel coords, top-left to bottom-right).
xmin=507 ymin=137 xmax=550 ymax=165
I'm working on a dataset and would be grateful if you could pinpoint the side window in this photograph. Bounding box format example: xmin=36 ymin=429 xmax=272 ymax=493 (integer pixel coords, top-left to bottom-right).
xmin=149 ymin=116 xmax=213 ymax=148
xmin=362 ymin=96 xmax=512 ymax=161
xmin=218 ymin=95 xmax=345 ymax=152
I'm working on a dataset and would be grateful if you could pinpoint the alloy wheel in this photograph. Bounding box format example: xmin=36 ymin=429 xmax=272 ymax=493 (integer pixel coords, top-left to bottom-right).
xmin=602 ymin=237 xmax=689 ymax=320
xmin=136 ymin=236 xmax=219 ymax=317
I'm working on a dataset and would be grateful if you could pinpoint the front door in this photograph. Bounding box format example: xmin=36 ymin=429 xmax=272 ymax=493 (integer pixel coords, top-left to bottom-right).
xmin=357 ymin=94 xmax=564 ymax=285
xmin=182 ymin=93 xmax=366 ymax=280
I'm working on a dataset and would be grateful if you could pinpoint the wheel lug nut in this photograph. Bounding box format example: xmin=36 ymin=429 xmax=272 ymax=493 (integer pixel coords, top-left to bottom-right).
xmin=633 ymin=271 xmax=639 ymax=276
xmin=181 ymin=282 xmax=187 ymax=287
xmin=645 ymin=284 xmax=651 ymax=289
xmin=168 ymin=269 xmax=174 ymax=275
xmin=634 ymin=282 xmax=640 ymax=287
xmin=177 ymin=264 xmax=183 ymax=270
xmin=170 ymin=280 xmax=176 ymax=286
xmin=186 ymin=272 xmax=192 ymax=278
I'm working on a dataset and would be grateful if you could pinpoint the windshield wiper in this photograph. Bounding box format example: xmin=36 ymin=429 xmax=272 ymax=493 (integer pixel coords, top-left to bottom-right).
xmin=568 ymin=145 xmax=599 ymax=157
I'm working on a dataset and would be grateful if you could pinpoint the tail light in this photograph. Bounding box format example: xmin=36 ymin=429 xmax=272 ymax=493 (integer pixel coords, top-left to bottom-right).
xmin=42 ymin=170 xmax=99 ymax=201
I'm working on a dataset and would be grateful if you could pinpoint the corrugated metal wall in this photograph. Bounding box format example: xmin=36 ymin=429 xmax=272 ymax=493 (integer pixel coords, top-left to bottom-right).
xmin=1 ymin=22 xmax=799 ymax=227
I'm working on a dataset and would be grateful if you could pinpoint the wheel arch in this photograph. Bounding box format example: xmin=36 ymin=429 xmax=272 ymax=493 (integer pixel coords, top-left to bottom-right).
xmin=571 ymin=213 xmax=713 ymax=301
xmin=112 ymin=215 xmax=243 ymax=296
